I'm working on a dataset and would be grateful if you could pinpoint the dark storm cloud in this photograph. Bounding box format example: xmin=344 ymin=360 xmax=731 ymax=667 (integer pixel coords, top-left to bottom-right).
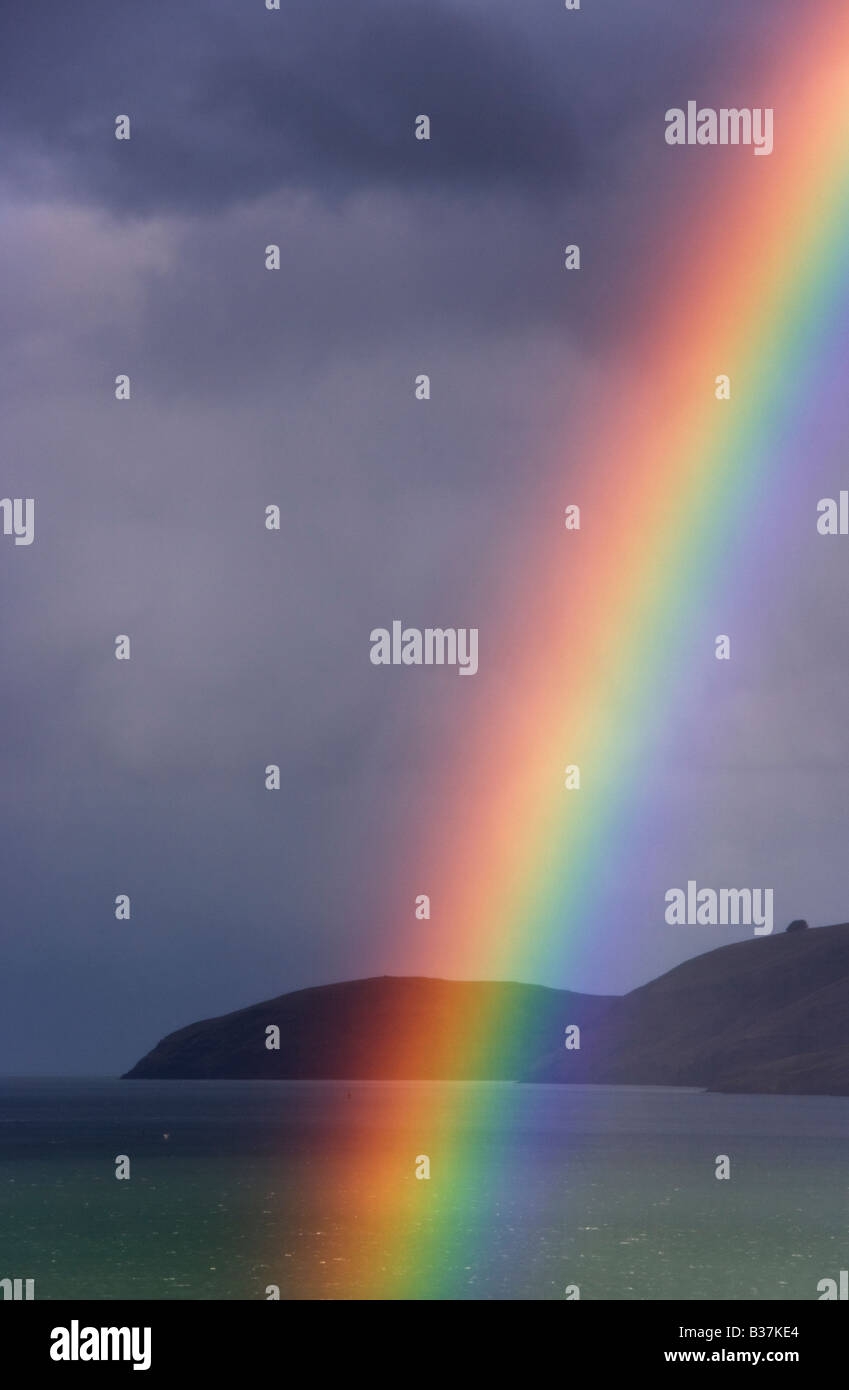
xmin=0 ymin=0 xmax=801 ymax=414
xmin=0 ymin=0 xmax=579 ymax=212
xmin=0 ymin=0 xmax=790 ymax=216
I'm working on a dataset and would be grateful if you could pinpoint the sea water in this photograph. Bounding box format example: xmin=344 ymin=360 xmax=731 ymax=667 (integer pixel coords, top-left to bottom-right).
xmin=1 ymin=1078 xmax=846 ymax=1300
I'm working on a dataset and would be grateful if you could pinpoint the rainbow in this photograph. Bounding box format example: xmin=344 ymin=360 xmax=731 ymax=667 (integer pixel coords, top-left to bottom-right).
xmin=336 ymin=3 xmax=849 ymax=1298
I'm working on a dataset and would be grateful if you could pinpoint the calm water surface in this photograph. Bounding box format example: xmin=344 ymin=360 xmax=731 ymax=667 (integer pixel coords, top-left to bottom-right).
xmin=1 ymin=1078 xmax=846 ymax=1300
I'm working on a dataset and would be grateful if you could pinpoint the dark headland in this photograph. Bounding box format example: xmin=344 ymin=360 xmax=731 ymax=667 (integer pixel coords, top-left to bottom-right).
xmin=123 ymin=922 xmax=849 ymax=1096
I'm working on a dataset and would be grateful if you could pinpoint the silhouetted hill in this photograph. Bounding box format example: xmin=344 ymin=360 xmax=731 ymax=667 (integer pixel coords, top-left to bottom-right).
xmin=123 ymin=925 xmax=849 ymax=1094
xmin=122 ymin=976 xmax=613 ymax=1080
xmin=529 ymin=921 xmax=849 ymax=1093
